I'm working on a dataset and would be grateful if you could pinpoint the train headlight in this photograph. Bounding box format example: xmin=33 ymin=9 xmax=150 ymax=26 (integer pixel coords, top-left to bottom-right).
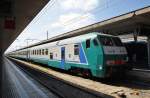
xmin=99 ymin=66 xmax=102 ymax=70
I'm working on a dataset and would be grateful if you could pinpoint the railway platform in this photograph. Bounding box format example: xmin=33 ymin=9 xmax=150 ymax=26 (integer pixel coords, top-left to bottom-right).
xmin=2 ymin=57 xmax=59 ymax=98
xmin=8 ymin=57 xmax=150 ymax=98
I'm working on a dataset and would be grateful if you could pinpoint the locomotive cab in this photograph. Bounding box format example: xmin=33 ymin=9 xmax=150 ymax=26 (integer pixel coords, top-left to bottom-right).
xmin=91 ymin=34 xmax=128 ymax=77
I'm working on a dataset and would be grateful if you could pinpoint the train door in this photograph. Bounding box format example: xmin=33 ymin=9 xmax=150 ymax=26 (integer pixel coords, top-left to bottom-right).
xmin=26 ymin=50 xmax=29 ymax=60
xmin=27 ymin=50 xmax=30 ymax=60
xmin=60 ymin=47 xmax=65 ymax=69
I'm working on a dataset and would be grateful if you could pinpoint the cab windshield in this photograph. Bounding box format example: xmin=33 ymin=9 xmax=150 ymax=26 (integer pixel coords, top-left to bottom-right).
xmin=97 ymin=36 xmax=123 ymax=46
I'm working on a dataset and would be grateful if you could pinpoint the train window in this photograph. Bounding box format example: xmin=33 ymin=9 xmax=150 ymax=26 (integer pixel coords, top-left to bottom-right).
xmin=42 ymin=49 xmax=44 ymax=55
xmin=86 ymin=39 xmax=90 ymax=48
xmin=35 ymin=50 xmax=36 ymax=55
xmin=98 ymin=36 xmax=113 ymax=46
xmin=74 ymin=45 xmax=79 ymax=55
xmin=93 ymin=39 xmax=98 ymax=46
xmin=39 ymin=50 xmax=41 ymax=55
xmin=112 ymin=37 xmax=123 ymax=46
xmin=50 ymin=53 xmax=53 ymax=59
xmin=45 ymin=49 xmax=48 ymax=55
xmin=34 ymin=50 xmax=36 ymax=55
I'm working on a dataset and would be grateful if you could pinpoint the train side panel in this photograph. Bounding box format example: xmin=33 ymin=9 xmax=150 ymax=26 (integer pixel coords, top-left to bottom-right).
xmin=83 ymin=39 xmax=105 ymax=77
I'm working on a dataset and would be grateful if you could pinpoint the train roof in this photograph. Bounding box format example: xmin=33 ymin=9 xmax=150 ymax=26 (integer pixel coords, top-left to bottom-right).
xmin=12 ymin=32 xmax=115 ymax=52
xmin=58 ymin=32 xmax=115 ymax=45
xmin=58 ymin=33 xmax=97 ymax=45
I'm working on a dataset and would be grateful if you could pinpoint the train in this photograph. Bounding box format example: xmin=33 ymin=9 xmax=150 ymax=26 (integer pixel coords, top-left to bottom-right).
xmin=8 ymin=32 xmax=129 ymax=78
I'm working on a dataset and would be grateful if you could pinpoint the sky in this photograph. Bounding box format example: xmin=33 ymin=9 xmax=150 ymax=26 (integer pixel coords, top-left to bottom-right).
xmin=6 ymin=0 xmax=150 ymax=53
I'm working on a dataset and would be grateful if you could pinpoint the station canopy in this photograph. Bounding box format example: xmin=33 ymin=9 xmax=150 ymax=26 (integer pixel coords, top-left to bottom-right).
xmin=0 ymin=0 xmax=49 ymax=53
xmin=23 ymin=6 xmax=150 ymax=49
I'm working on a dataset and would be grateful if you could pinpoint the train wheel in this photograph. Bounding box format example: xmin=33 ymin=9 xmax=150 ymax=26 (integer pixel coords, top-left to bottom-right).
xmin=82 ymin=69 xmax=92 ymax=78
xmin=70 ymin=67 xmax=92 ymax=78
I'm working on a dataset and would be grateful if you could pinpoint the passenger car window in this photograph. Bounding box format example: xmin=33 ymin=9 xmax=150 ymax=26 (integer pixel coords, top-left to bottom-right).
xmin=34 ymin=50 xmax=36 ymax=55
xmin=50 ymin=53 xmax=53 ymax=59
xmin=74 ymin=45 xmax=79 ymax=55
xmin=39 ymin=50 xmax=41 ymax=55
xmin=45 ymin=49 xmax=48 ymax=55
xmin=42 ymin=49 xmax=44 ymax=55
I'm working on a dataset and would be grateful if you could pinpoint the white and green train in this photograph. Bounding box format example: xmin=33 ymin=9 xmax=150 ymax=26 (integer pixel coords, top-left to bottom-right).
xmin=8 ymin=32 xmax=128 ymax=78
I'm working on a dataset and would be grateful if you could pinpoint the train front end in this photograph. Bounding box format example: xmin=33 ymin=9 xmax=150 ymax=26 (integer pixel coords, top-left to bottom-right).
xmin=97 ymin=35 xmax=128 ymax=77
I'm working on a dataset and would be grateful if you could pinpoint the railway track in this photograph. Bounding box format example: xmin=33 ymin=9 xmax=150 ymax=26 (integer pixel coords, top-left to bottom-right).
xmin=8 ymin=57 xmax=150 ymax=98
xmin=125 ymin=68 xmax=150 ymax=87
xmin=8 ymin=57 xmax=112 ymax=98
xmin=14 ymin=62 xmax=66 ymax=98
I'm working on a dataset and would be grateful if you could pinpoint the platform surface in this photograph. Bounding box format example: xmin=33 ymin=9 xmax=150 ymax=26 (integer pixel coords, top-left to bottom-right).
xmin=11 ymin=57 xmax=150 ymax=98
xmin=2 ymin=57 xmax=59 ymax=98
